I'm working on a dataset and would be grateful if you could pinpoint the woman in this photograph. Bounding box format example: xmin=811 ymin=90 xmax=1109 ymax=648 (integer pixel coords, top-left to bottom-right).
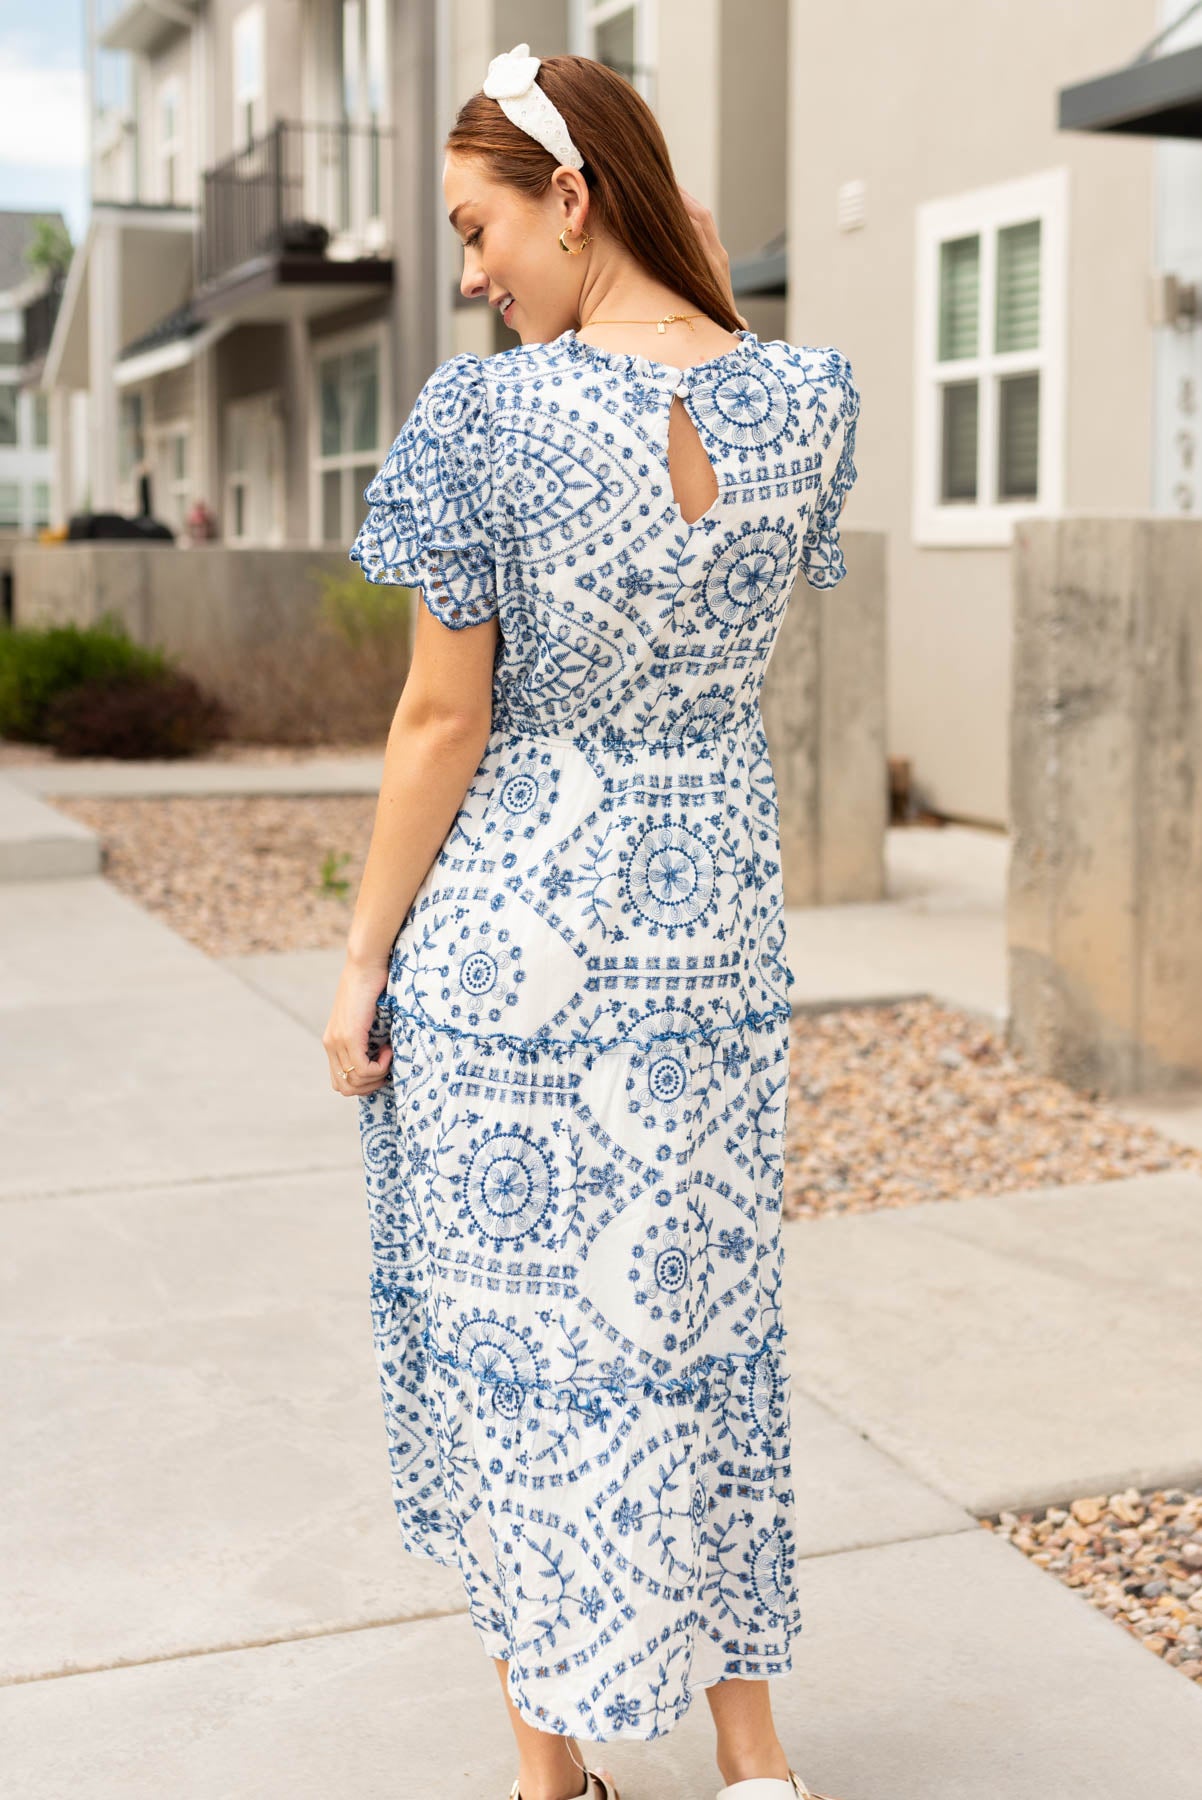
xmin=323 ymin=42 xmax=858 ymax=1800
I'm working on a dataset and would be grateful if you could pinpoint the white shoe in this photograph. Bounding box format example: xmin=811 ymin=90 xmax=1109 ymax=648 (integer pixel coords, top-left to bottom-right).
xmin=507 ymin=1765 xmax=620 ymax=1800
xmin=716 ymin=1771 xmax=842 ymax=1800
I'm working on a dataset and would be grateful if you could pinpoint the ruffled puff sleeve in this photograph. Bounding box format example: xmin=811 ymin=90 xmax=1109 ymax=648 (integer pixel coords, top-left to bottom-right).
xmin=349 ymin=351 xmax=499 ymax=629
xmin=800 ymin=349 xmax=861 ymax=590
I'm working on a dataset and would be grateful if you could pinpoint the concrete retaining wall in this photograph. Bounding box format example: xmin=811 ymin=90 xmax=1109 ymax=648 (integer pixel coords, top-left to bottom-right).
xmin=761 ymin=528 xmax=888 ymax=906
xmin=1009 ymin=518 xmax=1202 ymax=1095
xmin=11 ymin=543 xmax=357 ymax=658
xmin=13 ymin=535 xmax=890 ymax=910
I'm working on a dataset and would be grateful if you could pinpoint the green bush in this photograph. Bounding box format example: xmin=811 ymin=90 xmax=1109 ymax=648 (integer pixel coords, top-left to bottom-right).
xmin=42 ymin=667 xmax=231 ymax=759
xmin=316 ymin=568 xmax=411 ymax=652
xmin=0 ymin=614 xmax=169 ymax=742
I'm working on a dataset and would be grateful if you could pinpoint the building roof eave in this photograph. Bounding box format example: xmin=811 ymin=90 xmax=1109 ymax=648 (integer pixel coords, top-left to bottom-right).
xmin=1059 ymin=39 xmax=1202 ymax=139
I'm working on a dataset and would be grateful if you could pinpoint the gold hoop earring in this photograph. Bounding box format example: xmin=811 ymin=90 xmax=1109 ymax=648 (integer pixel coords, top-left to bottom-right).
xmin=559 ymin=227 xmax=591 ymax=255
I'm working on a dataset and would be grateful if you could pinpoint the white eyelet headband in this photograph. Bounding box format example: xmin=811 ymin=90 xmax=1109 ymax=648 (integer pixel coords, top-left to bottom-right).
xmin=482 ymin=41 xmax=584 ymax=170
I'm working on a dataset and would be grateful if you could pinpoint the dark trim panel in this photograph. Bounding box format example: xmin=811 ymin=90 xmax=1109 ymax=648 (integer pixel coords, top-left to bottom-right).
xmin=1059 ymin=41 xmax=1202 ymax=139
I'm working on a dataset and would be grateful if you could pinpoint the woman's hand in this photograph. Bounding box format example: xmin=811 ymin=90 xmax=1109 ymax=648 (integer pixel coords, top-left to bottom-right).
xmin=323 ymin=954 xmax=393 ymax=1095
xmin=678 ymin=185 xmax=750 ymax=329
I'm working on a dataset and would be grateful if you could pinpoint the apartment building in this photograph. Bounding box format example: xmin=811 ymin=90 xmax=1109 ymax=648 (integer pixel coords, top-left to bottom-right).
xmin=42 ymin=1 xmax=1202 ymax=829
xmin=784 ymin=0 xmax=1202 ymax=825
xmin=41 ymin=1 xmax=788 ymax=552
xmin=1 ymin=213 xmax=62 ymax=539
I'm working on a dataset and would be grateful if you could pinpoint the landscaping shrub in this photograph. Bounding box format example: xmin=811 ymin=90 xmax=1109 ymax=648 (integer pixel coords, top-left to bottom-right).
xmin=42 ymin=668 xmax=231 ymax=759
xmin=319 ymin=570 xmax=411 ymax=652
xmin=0 ymin=615 xmax=168 ymax=742
xmin=184 ymin=570 xmax=414 ymax=746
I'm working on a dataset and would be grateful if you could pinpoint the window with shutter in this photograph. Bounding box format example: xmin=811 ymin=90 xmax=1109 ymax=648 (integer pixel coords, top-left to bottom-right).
xmin=915 ymin=169 xmax=1066 ymax=546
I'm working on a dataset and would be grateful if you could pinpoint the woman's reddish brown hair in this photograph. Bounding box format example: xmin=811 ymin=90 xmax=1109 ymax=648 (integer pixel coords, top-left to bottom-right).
xmin=445 ymin=54 xmax=741 ymax=334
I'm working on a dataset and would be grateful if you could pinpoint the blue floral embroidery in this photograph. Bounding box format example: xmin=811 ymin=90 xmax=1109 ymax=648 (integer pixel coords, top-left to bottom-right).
xmin=351 ymin=326 xmax=861 ymax=1743
xmin=348 ymin=351 xmax=498 ymax=627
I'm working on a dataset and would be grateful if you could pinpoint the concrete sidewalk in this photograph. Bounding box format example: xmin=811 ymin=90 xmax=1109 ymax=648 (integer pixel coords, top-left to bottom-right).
xmin=3 ymin=763 xmax=1202 ymax=1797
xmin=3 ymin=747 xmax=387 ymax=799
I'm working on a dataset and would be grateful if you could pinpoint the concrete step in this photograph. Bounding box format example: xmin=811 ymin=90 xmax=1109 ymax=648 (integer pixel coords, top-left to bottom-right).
xmin=0 ymin=774 xmax=99 ymax=879
xmin=4 ymin=751 xmax=384 ymax=798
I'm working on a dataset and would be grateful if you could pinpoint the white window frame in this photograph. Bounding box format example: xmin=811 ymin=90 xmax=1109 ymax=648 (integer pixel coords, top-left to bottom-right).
xmin=914 ymin=166 xmax=1069 ymax=548
xmin=310 ymin=318 xmax=389 ymax=547
xmin=569 ymin=0 xmax=657 ymax=106
xmin=158 ymin=74 xmax=182 ymax=205
xmin=232 ymin=4 xmax=265 ymax=148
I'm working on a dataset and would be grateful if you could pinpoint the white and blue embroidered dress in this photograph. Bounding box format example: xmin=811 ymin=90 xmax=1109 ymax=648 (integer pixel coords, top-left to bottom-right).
xmin=349 ymin=326 xmax=860 ymax=1742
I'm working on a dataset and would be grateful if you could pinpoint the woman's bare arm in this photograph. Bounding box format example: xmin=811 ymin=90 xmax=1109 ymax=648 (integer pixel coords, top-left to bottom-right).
xmin=323 ymin=601 xmax=501 ymax=1093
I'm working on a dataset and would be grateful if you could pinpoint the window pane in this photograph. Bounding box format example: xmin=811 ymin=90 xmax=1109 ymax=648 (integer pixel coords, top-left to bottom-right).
xmin=33 ymin=481 xmax=50 ymax=527
xmin=341 ymin=0 xmax=363 ymax=117
xmin=352 ymin=461 xmax=376 ymax=522
xmin=938 ymin=235 xmax=979 ymax=361
xmin=0 ymin=386 xmax=16 ymax=445
xmin=235 ymin=12 xmax=261 ymax=98
xmin=940 ymin=380 xmax=978 ymax=501
xmin=322 ymin=467 xmax=342 ymax=541
xmin=596 ymin=8 xmax=636 ymax=80
xmin=173 ymin=432 xmax=187 ymax=479
xmin=996 ymin=220 xmax=1040 ymax=354
xmin=118 ymin=392 xmax=143 ymax=477
xmin=349 ymin=344 xmax=377 ymax=452
xmin=0 ymin=341 xmax=20 ymax=366
xmin=320 ymin=359 xmax=342 ymax=456
xmin=365 ymin=0 xmax=385 ymax=117
xmin=0 ymin=480 xmax=18 ymax=526
xmin=998 ymin=371 xmax=1039 ymax=499
xmin=33 ymin=393 xmax=49 ymax=446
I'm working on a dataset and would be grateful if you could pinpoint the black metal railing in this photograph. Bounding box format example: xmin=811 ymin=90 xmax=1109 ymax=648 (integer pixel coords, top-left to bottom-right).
xmin=198 ymin=118 xmax=392 ymax=288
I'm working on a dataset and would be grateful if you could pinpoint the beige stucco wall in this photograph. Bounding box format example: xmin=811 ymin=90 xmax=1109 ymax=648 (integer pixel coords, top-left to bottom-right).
xmin=207 ymin=0 xmax=305 ymax=167
xmin=788 ymin=0 xmax=1159 ymax=827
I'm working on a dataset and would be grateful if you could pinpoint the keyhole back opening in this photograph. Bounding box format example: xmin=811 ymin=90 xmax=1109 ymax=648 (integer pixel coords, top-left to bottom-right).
xmin=667 ymin=394 xmax=720 ymax=527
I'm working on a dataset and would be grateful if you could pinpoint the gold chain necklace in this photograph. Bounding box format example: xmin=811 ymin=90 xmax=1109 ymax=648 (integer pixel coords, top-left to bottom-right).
xmin=579 ymin=311 xmax=706 ymax=336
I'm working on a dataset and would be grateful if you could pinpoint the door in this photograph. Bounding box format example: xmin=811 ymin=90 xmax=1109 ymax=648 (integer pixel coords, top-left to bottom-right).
xmin=224 ymin=393 xmax=284 ymax=544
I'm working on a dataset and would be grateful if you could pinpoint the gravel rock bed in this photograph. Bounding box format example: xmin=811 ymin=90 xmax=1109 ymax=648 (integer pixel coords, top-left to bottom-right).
xmin=48 ymin=792 xmax=1202 ymax=1221
xmin=50 ymin=792 xmax=378 ymax=957
xmin=982 ymin=1485 xmax=1202 ymax=1688
xmin=782 ymin=999 xmax=1202 ymax=1218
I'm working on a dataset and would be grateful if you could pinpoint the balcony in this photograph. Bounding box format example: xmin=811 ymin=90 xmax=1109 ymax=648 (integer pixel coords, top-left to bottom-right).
xmin=97 ymin=0 xmax=200 ymax=55
xmin=193 ymin=119 xmax=394 ymax=325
